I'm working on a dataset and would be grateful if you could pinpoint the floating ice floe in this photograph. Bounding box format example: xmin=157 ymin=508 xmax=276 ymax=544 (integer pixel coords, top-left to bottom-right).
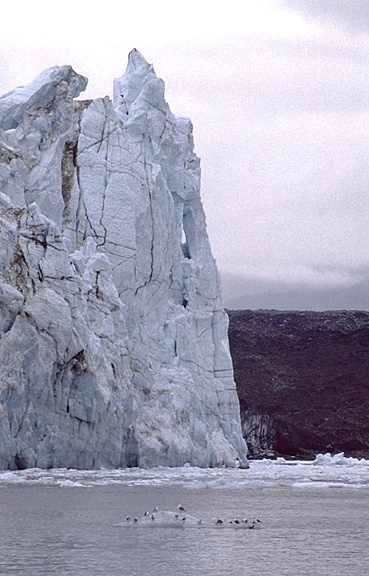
xmin=115 ymin=508 xmax=262 ymax=529
xmin=0 ymin=454 xmax=368 ymax=489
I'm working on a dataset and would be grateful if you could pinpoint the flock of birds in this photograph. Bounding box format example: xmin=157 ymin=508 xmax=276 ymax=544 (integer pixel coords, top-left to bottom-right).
xmin=121 ymin=505 xmax=262 ymax=530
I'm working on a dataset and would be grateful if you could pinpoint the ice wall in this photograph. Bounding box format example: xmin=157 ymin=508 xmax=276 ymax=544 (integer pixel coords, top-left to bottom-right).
xmin=0 ymin=50 xmax=248 ymax=470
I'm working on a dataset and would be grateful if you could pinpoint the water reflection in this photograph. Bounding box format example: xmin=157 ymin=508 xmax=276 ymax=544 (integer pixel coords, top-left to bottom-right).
xmin=0 ymin=485 xmax=368 ymax=575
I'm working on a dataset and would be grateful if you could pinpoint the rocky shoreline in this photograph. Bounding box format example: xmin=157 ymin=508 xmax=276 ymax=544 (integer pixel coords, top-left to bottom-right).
xmin=227 ymin=309 xmax=369 ymax=460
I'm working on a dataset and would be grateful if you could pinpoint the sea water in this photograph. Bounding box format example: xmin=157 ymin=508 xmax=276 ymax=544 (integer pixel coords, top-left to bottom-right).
xmin=0 ymin=454 xmax=368 ymax=576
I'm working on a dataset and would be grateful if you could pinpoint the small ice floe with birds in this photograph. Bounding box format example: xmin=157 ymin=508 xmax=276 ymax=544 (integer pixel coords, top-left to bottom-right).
xmin=116 ymin=506 xmax=262 ymax=529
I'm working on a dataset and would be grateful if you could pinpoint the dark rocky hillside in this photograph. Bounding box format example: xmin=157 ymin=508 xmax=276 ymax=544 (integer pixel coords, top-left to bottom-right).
xmin=227 ymin=309 xmax=369 ymax=460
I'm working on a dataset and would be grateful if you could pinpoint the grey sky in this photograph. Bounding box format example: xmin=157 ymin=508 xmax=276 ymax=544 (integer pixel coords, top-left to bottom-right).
xmin=279 ymin=0 xmax=369 ymax=33
xmin=1 ymin=0 xmax=368 ymax=309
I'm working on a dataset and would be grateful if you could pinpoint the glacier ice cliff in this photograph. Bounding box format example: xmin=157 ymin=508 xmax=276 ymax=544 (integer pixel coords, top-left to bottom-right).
xmin=0 ymin=49 xmax=248 ymax=470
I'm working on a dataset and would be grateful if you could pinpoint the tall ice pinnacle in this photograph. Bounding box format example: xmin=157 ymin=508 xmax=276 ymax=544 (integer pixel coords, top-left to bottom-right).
xmin=0 ymin=50 xmax=248 ymax=469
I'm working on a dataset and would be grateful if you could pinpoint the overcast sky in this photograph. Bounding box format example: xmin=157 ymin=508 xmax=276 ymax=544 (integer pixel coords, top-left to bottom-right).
xmin=1 ymin=0 xmax=368 ymax=308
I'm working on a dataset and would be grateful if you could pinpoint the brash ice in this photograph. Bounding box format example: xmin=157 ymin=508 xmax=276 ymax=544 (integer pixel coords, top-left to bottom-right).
xmin=0 ymin=49 xmax=248 ymax=470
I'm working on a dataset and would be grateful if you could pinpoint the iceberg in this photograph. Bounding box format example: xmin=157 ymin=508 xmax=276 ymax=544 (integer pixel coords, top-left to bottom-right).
xmin=116 ymin=508 xmax=261 ymax=529
xmin=0 ymin=50 xmax=248 ymax=470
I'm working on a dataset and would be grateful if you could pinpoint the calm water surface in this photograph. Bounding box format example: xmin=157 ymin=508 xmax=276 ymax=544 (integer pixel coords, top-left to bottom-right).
xmin=0 ymin=484 xmax=368 ymax=576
